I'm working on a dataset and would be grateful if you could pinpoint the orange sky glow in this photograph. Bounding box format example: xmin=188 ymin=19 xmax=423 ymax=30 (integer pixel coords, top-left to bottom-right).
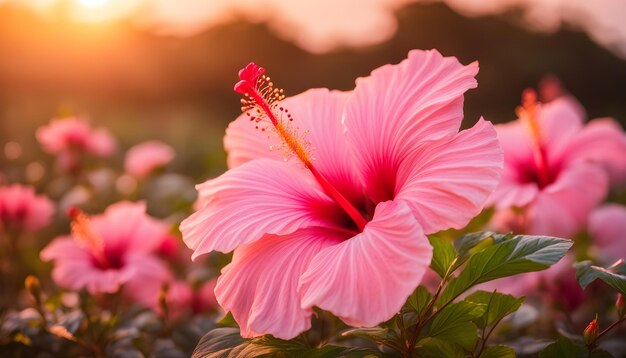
xmin=1 ymin=0 xmax=625 ymax=59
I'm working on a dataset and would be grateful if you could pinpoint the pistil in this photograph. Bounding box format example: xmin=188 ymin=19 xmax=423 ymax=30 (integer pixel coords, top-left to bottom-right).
xmin=68 ymin=207 xmax=111 ymax=269
xmin=235 ymin=63 xmax=368 ymax=231
xmin=517 ymin=89 xmax=550 ymax=188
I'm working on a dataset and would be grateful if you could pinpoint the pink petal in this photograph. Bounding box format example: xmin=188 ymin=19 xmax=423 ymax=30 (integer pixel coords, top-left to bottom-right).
xmin=223 ymin=113 xmax=284 ymax=168
xmin=224 ymin=89 xmax=363 ymax=202
xmin=124 ymin=140 xmax=175 ymax=179
xmin=537 ymin=98 xmax=584 ymax=150
xmin=299 ymin=201 xmax=432 ymax=327
xmin=528 ymin=163 xmax=609 ymax=238
xmin=122 ymin=254 xmax=173 ymax=308
xmin=41 ymin=237 xmax=123 ymax=294
xmin=180 ymin=159 xmax=337 ymax=258
xmin=90 ymin=201 xmax=168 ymax=255
xmin=394 ymin=118 xmax=502 ymax=234
xmin=486 ymin=119 xmax=540 ymax=209
xmin=215 ymin=228 xmax=343 ymax=339
xmin=554 ymin=118 xmax=626 ymax=186
xmin=281 ymin=89 xmax=364 ymax=204
xmin=588 ymin=204 xmax=626 ymax=262
xmin=88 ymin=128 xmax=116 ymax=157
xmin=343 ymin=49 xmax=478 ymax=202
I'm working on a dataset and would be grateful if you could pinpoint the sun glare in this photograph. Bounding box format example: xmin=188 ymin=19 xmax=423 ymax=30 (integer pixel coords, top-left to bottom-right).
xmin=76 ymin=0 xmax=108 ymax=8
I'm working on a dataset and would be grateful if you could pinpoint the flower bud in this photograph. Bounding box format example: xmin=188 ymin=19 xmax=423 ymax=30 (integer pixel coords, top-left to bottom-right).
xmin=617 ymin=294 xmax=626 ymax=318
xmin=583 ymin=315 xmax=599 ymax=345
xmin=25 ymin=275 xmax=41 ymax=302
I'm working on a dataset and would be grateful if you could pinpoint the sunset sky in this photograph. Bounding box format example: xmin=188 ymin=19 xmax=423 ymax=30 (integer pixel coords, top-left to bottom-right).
xmin=2 ymin=0 xmax=625 ymax=58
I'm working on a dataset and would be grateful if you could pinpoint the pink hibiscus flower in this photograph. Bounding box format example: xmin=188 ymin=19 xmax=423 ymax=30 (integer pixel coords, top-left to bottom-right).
xmin=588 ymin=204 xmax=626 ymax=263
xmin=124 ymin=140 xmax=175 ymax=179
xmin=36 ymin=117 xmax=116 ymax=172
xmin=181 ymin=50 xmax=502 ymax=339
xmin=488 ymin=90 xmax=626 ymax=238
xmin=41 ymin=201 xmax=171 ymax=302
xmin=0 ymin=184 xmax=54 ymax=232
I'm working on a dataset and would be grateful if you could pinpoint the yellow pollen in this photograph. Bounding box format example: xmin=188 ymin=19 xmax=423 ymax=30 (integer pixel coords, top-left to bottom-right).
xmin=70 ymin=210 xmax=110 ymax=268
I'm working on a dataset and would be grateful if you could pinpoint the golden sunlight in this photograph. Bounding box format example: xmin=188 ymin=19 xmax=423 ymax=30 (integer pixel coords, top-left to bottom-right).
xmin=75 ymin=0 xmax=108 ymax=9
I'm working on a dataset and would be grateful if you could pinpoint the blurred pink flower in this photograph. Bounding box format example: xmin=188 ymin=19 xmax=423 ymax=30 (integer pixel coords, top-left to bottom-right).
xmin=124 ymin=140 xmax=175 ymax=179
xmin=477 ymin=255 xmax=585 ymax=311
xmin=36 ymin=117 xmax=116 ymax=172
xmin=489 ymin=91 xmax=626 ymax=238
xmin=0 ymin=184 xmax=54 ymax=232
xmin=193 ymin=278 xmax=219 ymax=314
xmin=41 ymin=201 xmax=171 ymax=299
xmin=160 ymin=281 xmax=193 ymax=320
xmin=181 ymin=50 xmax=503 ymax=339
xmin=588 ymin=204 xmax=626 ymax=263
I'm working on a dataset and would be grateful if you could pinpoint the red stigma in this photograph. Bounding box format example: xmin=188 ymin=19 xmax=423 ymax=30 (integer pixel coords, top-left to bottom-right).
xmin=234 ymin=63 xmax=265 ymax=94
xmin=67 ymin=206 xmax=81 ymax=219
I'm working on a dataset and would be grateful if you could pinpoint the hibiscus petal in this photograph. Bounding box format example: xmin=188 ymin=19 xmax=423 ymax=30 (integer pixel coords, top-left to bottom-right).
xmin=215 ymin=228 xmax=343 ymax=339
xmin=90 ymin=201 xmax=168 ymax=255
xmin=538 ymin=98 xmax=584 ymax=149
xmin=343 ymin=49 xmax=478 ymax=202
xmin=528 ymin=163 xmax=608 ymax=238
xmin=394 ymin=118 xmax=502 ymax=234
xmin=282 ymin=89 xmax=364 ymax=204
xmin=180 ymin=159 xmax=336 ymax=258
xmin=224 ymin=89 xmax=364 ymax=204
xmin=223 ymin=113 xmax=284 ymax=168
xmin=588 ymin=204 xmax=626 ymax=262
xmin=554 ymin=118 xmax=626 ymax=186
xmin=487 ymin=120 xmax=539 ymax=208
xmin=298 ymin=200 xmax=432 ymax=327
xmin=123 ymin=254 xmax=173 ymax=309
xmin=41 ymin=237 xmax=123 ymax=294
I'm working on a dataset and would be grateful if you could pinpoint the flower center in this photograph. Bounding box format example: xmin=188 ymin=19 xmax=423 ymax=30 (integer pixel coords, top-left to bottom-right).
xmin=516 ymin=89 xmax=552 ymax=188
xmin=68 ymin=207 xmax=120 ymax=269
xmin=234 ymin=63 xmax=368 ymax=231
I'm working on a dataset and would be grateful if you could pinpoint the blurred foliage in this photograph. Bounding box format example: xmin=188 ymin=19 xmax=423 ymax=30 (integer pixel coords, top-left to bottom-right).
xmin=0 ymin=2 xmax=625 ymax=180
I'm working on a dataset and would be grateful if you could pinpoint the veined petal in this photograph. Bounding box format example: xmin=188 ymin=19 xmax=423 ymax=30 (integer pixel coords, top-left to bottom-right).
xmin=224 ymin=113 xmax=284 ymax=168
xmin=282 ymin=89 xmax=364 ymax=204
xmin=180 ymin=159 xmax=336 ymax=258
xmin=528 ymin=163 xmax=608 ymax=238
xmin=394 ymin=118 xmax=502 ymax=234
xmin=343 ymin=49 xmax=478 ymax=202
xmin=224 ymin=89 xmax=364 ymax=204
xmin=298 ymin=201 xmax=432 ymax=327
xmin=215 ymin=228 xmax=343 ymax=339
xmin=554 ymin=118 xmax=626 ymax=186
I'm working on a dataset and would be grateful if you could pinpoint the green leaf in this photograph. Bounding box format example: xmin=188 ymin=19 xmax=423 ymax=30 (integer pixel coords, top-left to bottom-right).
xmin=405 ymin=286 xmax=433 ymax=317
xmin=192 ymin=327 xmax=246 ymax=358
xmin=416 ymin=337 xmax=465 ymax=358
xmin=342 ymin=327 xmax=401 ymax=352
xmin=538 ymin=336 xmax=586 ymax=358
xmin=454 ymin=232 xmax=499 ymax=263
xmin=590 ymin=349 xmax=615 ymax=358
xmin=480 ymin=345 xmax=515 ymax=358
xmin=438 ymin=235 xmax=572 ymax=306
xmin=301 ymin=345 xmax=383 ymax=358
xmin=428 ymin=236 xmax=457 ymax=278
xmin=424 ymin=301 xmax=484 ymax=350
xmin=575 ymin=261 xmax=626 ymax=294
xmin=465 ymin=291 xmax=525 ymax=329
xmin=216 ymin=312 xmax=238 ymax=328
xmin=249 ymin=335 xmax=308 ymax=352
